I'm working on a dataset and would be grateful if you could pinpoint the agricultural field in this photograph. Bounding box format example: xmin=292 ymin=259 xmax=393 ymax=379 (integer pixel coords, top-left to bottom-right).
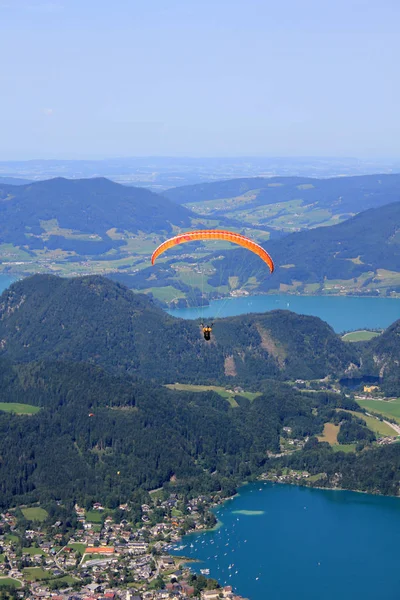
xmin=317 ymin=423 xmax=340 ymax=445
xmin=356 ymin=398 xmax=400 ymax=424
xmin=21 ymin=507 xmax=49 ymax=522
xmin=341 ymin=410 xmax=397 ymax=437
xmin=0 ymin=402 xmax=40 ymax=415
xmin=140 ymin=286 xmax=186 ymax=304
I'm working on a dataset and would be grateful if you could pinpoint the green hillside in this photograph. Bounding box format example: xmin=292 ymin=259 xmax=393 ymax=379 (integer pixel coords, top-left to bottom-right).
xmin=164 ymin=173 xmax=400 ymax=231
xmin=0 ymin=177 xmax=192 ymax=245
xmin=210 ymin=201 xmax=400 ymax=296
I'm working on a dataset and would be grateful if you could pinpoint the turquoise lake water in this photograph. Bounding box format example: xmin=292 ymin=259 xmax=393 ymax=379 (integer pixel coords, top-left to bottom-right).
xmin=0 ymin=275 xmax=17 ymax=294
xmin=172 ymin=482 xmax=400 ymax=600
xmin=168 ymin=294 xmax=400 ymax=332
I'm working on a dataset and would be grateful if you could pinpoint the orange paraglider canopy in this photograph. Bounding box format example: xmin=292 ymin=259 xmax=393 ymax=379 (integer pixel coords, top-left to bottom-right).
xmin=151 ymin=230 xmax=274 ymax=273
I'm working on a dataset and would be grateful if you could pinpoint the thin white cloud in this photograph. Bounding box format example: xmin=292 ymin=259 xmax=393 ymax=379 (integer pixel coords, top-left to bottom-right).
xmin=42 ymin=108 xmax=54 ymax=116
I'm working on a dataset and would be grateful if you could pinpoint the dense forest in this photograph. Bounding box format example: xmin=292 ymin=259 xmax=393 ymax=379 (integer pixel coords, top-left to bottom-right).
xmin=273 ymin=439 xmax=400 ymax=496
xmin=359 ymin=319 xmax=400 ymax=395
xmin=0 ymin=356 xmax=384 ymax=509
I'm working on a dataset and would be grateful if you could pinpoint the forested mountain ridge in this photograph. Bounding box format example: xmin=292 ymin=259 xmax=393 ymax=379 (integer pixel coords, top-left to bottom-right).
xmin=0 ymin=177 xmax=192 ymax=248
xmin=210 ymin=201 xmax=400 ymax=295
xmin=362 ymin=319 xmax=400 ymax=395
xmin=0 ymin=275 xmax=359 ymax=384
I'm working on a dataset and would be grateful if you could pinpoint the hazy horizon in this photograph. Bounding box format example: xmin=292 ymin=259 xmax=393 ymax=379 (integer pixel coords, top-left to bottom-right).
xmin=1 ymin=0 xmax=400 ymax=160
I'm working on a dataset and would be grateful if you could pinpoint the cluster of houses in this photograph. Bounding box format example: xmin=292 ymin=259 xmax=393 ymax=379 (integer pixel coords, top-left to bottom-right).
xmin=0 ymin=491 xmax=249 ymax=600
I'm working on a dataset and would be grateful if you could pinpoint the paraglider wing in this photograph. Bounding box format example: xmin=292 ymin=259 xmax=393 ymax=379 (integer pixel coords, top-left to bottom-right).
xmin=151 ymin=230 xmax=274 ymax=273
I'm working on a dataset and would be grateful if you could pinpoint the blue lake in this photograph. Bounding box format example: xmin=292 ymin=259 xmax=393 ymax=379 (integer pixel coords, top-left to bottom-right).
xmin=172 ymin=482 xmax=400 ymax=600
xmin=0 ymin=274 xmax=18 ymax=294
xmin=168 ymin=294 xmax=400 ymax=333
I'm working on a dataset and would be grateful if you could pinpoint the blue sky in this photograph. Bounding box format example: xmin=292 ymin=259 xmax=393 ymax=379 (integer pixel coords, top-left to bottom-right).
xmin=1 ymin=0 xmax=399 ymax=159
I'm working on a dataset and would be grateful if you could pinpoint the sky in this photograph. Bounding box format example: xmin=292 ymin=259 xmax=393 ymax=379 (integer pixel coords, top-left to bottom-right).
xmin=0 ymin=0 xmax=399 ymax=159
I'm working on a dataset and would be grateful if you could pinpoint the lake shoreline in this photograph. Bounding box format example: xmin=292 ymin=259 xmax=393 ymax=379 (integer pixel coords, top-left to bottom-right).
xmin=170 ymin=480 xmax=400 ymax=599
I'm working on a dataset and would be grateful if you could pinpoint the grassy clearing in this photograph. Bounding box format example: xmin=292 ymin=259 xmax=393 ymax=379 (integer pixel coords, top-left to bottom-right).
xmin=22 ymin=547 xmax=45 ymax=556
xmin=332 ymin=444 xmax=356 ymax=453
xmin=317 ymin=423 xmax=340 ymax=445
xmin=5 ymin=534 xmax=19 ymax=543
xmin=165 ymin=383 xmax=260 ymax=407
xmin=85 ymin=510 xmax=103 ymax=523
xmin=54 ymin=575 xmax=78 ymax=585
xmin=356 ymin=398 xmax=400 ymax=424
xmin=341 ymin=410 xmax=397 ymax=437
xmin=342 ymin=330 xmax=380 ymax=342
xmin=0 ymin=403 xmax=40 ymax=415
xmin=0 ymin=555 xmax=5 ymax=563
xmin=21 ymin=507 xmax=48 ymax=522
xmin=67 ymin=543 xmax=86 ymax=555
xmin=141 ymin=286 xmax=186 ymax=303
xmin=308 ymin=473 xmax=326 ymax=482
xmin=0 ymin=578 xmax=22 ymax=588
xmin=23 ymin=567 xmax=51 ymax=581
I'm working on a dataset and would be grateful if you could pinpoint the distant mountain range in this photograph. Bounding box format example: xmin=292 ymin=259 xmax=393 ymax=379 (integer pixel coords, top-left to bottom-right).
xmin=165 ymin=173 xmax=400 ymax=210
xmin=2 ymin=157 xmax=400 ymax=190
xmin=1 ymin=175 xmax=399 ymax=301
xmin=0 ymin=176 xmax=33 ymax=185
xmin=210 ymin=201 xmax=400 ymax=295
xmin=164 ymin=174 xmax=400 ymax=230
xmin=0 ymin=177 xmax=192 ymax=249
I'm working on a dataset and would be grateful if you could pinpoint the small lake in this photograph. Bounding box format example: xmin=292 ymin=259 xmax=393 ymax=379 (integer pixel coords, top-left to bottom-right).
xmin=168 ymin=294 xmax=400 ymax=333
xmin=171 ymin=482 xmax=400 ymax=600
xmin=0 ymin=274 xmax=18 ymax=295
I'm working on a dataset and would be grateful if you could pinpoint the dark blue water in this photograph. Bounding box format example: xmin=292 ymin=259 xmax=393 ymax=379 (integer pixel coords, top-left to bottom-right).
xmin=172 ymin=482 xmax=400 ymax=600
xmin=168 ymin=294 xmax=400 ymax=332
xmin=339 ymin=376 xmax=381 ymax=390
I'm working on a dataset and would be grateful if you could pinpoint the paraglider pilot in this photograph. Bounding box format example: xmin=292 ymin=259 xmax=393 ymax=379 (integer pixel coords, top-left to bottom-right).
xmin=201 ymin=323 xmax=213 ymax=341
